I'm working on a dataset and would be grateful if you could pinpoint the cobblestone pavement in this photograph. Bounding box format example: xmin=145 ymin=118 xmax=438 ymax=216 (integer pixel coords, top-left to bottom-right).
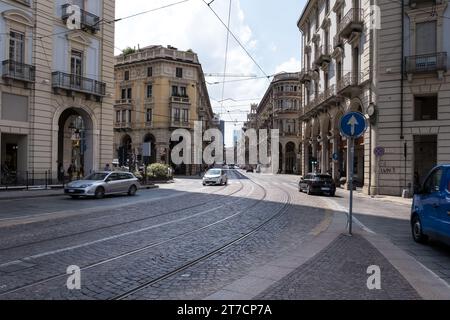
xmin=0 ymin=170 xmax=328 ymax=299
xmin=258 ymin=174 xmax=450 ymax=286
xmin=256 ymin=234 xmax=421 ymax=300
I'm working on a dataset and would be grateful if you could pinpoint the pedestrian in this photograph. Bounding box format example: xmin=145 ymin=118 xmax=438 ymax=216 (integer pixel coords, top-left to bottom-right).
xmin=79 ymin=166 xmax=85 ymax=179
xmin=67 ymin=163 xmax=74 ymax=181
xmin=104 ymin=163 xmax=111 ymax=171
xmin=58 ymin=162 xmax=64 ymax=183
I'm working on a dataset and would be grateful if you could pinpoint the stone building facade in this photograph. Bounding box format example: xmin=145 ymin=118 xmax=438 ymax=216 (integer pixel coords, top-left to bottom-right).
xmin=113 ymin=45 xmax=215 ymax=175
xmin=0 ymin=0 xmax=115 ymax=183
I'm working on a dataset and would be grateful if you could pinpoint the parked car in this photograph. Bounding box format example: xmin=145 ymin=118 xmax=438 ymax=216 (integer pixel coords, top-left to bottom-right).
xmin=299 ymin=173 xmax=336 ymax=196
xmin=65 ymin=171 xmax=140 ymax=199
xmin=411 ymin=165 xmax=450 ymax=245
xmin=202 ymin=169 xmax=228 ymax=186
xmin=246 ymin=167 xmax=254 ymax=173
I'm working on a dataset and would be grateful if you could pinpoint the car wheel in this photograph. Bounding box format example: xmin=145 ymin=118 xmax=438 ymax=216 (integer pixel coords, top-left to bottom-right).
xmin=94 ymin=187 xmax=105 ymax=199
xmin=203 ymin=183 xmax=206 ymax=186
xmin=299 ymin=186 xmax=302 ymax=192
xmin=128 ymin=185 xmax=137 ymax=196
xmin=412 ymin=215 xmax=428 ymax=244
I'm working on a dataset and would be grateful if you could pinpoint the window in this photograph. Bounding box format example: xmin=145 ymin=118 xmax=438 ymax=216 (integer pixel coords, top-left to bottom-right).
xmin=176 ymin=67 xmax=183 ymax=78
xmin=146 ymin=109 xmax=153 ymax=123
xmin=414 ymin=95 xmax=438 ymax=120
xmin=416 ymin=21 xmax=436 ymax=55
xmin=182 ymin=109 xmax=189 ymax=122
xmin=174 ymin=108 xmax=180 ymax=122
xmin=128 ymin=110 xmax=132 ymax=123
xmin=121 ymin=87 xmax=132 ymax=100
xmin=147 ymin=67 xmax=153 ymax=77
xmin=70 ymin=50 xmax=83 ymax=86
xmin=9 ymin=31 xmax=24 ymax=63
xmin=121 ymin=110 xmax=127 ymax=123
xmin=116 ymin=111 xmax=120 ymax=123
xmin=172 ymin=86 xmax=179 ymax=96
xmin=124 ymin=70 xmax=130 ymax=81
xmin=180 ymin=86 xmax=187 ymax=97
xmin=147 ymin=85 xmax=152 ymax=98
xmin=424 ymin=168 xmax=443 ymax=193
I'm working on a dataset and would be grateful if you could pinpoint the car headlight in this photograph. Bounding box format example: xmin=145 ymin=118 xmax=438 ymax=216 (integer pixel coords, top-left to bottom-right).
xmin=79 ymin=184 xmax=93 ymax=188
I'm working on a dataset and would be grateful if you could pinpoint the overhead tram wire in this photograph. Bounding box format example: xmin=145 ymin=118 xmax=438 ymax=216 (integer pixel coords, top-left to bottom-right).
xmin=201 ymin=0 xmax=271 ymax=80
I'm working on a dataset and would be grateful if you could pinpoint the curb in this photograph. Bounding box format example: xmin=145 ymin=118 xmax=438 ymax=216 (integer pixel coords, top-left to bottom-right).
xmin=0 ymin=184 xmax=160 ymax=201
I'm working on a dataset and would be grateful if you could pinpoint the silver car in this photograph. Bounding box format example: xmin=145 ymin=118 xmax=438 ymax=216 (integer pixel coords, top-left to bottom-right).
xmin=202 ymin=169 xmax=228 ymax=186
xmin=64 ymin=171 xmax=140 ymax=199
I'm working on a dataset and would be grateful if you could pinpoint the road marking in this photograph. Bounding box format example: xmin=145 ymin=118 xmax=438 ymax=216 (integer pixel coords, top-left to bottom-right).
xmin=0 ymin=184 xmax=256 ymax=268
xmin=309 ymin=211 xmax=334 ymax=236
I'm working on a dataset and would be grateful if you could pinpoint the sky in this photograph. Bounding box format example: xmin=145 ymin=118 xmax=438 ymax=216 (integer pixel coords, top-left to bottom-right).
xmin=115 ymin=0 xmax=307 ymax=146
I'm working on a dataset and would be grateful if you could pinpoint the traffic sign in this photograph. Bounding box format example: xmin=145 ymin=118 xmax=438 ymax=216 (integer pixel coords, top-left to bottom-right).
xmin=332 ymin=153 xmax=339 ymax=161
xmin=339 ymin=112 xmax=367 ymax=138
xmin=374 ymin=147 xmax=385 ymax=157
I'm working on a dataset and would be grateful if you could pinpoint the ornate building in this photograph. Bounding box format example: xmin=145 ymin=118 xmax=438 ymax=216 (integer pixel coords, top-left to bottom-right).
xmin=245 ymin=72 xmax=302 ymax=174
xmin=0 ymin=0 xmax=115 ymax=183
xmin=113 ymin=45 xmax=215 ymax=175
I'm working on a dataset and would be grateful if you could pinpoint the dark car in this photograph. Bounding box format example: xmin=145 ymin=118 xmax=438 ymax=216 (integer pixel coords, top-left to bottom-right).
xmin=411 ymin=165 xmax=450 ymax=245
xmin=299 ymin=173 xmax=336 ymax=196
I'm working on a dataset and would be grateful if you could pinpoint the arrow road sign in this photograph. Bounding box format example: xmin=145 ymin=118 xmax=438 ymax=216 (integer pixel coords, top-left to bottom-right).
xmin=339 ymin=112 xmax=367 ymax=138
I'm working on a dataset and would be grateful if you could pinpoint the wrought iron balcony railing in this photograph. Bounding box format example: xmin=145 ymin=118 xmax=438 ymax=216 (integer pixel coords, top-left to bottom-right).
xmin=52 ymin=71 xmax=106 ymax=97
xmin=405 ymin=52 xmax=447 ymax=74
xmin=337 ymin=8 xmax=364 ymax=39
xmin=61 ymin=4 xmax=100 ymax=33
xmin=2 ymin=60 xmax=35 ymax=83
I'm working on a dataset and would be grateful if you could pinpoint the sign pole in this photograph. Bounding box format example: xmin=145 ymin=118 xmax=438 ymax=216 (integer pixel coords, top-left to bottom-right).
xmin=348 ymin=137 xmax=354 ymax=236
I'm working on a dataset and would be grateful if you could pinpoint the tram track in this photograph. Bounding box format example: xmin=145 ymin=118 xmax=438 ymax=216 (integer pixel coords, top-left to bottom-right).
xmin=0 ymin=172 xmax=292 ymax=299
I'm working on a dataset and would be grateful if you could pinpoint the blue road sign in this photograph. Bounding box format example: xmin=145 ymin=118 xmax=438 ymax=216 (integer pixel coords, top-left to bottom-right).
xmin=339 ymin=112 xmax=367 ymax=138
xmin=332 ymin=153 xmax=339 ymax=161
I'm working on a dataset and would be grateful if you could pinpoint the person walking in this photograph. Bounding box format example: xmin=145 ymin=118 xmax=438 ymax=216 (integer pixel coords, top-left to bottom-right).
xmin=58 ymin=162 xmax=64 ymax=183
xmin=104 ymin=163 xmax=112 ymax=171
xmin=67 ymin=163 xmax=74 ymax=181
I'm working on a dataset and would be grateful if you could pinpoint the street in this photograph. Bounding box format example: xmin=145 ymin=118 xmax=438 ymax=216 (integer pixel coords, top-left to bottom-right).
xmin=0 ymin=170 xmax=449 ymax=300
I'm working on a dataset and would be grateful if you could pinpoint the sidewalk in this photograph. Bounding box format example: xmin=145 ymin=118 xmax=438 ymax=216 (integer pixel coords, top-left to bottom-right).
xmin=206 ymin=211 xmax=450 ymax=300
xmin=0 ymin=184 xmax=159 ymax=200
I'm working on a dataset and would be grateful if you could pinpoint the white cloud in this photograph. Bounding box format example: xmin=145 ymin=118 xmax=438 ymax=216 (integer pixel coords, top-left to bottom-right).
xmin=274 ymin=57 xmax=302 ymax=74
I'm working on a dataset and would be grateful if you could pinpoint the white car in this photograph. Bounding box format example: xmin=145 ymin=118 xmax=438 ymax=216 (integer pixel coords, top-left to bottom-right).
xmin=203 ymin=169 xmax=228 ymax=186
xmin=65 ymin=171 xmax=140 ymax=199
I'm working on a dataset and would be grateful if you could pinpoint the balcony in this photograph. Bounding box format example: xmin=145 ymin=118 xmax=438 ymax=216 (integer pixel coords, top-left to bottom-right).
xmin=61 ymin=4 xmax=100 ymax=34
xmin=115 ymin=99 xmax=134 ymax=107
xmin=13 ymin=0 xmax=31 ymax=6
xmin=337 ymin=8 xmax=364 ymax=39
xmin=314 ymin=45 xmax=332 ymax=67
xmin=171 ymin=119 xmax=191 ymax=128
xmin=409 ymin=0 xmax=443 ymax=8
xmin=300 ymin=69 xmax=312 ymax=84
xmin=114 ymin=122 xmax=132 ymax=132
xmin=52 ymin=71 xmax=106 ymax=100
xmin=337 ymin=72 xmax=363 ymax=97
xmin=2 ymin=60 xmax=35 ymax=84
xmin=301 ymin=85 xmax=340 ymax=120
xmin=405 ymin=52 xmax=447 ymax=77
xmin=170 ymin=95 xmax=190 ymax=104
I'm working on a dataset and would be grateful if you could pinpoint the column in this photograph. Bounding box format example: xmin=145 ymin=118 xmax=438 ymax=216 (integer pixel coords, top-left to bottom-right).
xmin=303 ymin=142 xmax=309 ymax=176
xmin=321 ymin=139 xmax=328 ymax=174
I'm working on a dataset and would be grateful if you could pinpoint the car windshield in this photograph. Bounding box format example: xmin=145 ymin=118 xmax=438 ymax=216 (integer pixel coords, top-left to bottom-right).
xmin=84 ymin=173 xmax=109 ymax=181
xmin=207 ymin=169 xmax=221 ymax=176
xmin=315 ymin=174 xmax=333 ymax=181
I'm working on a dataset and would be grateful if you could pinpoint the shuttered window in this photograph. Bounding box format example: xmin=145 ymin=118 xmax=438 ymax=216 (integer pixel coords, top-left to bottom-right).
xmin=416 ymin=21 xmax=436 ymax=55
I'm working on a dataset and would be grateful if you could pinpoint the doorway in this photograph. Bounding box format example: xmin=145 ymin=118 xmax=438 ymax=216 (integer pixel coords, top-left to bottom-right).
xmin=414 ymin=135 xmax=437 ymax=185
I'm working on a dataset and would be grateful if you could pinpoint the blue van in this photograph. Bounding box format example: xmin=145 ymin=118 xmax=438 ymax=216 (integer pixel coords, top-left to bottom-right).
xmin=411 ymin=165 xmax=450 ymax=245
